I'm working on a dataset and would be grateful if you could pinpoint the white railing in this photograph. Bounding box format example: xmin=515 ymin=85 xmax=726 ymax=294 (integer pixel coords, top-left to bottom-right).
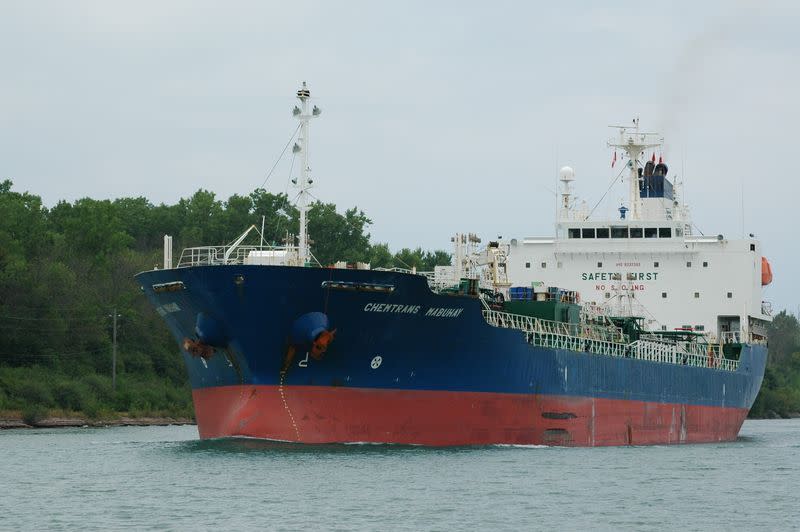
xmin=178 ymin=245 xmax=250 ymax=267
xmin=719 ymin=330 xmax=768 ymax=345
xmin=421 ymin=271 xmax=457 ymax=292
xmin=177 ymin=245 xmax=301 ymax=267
xmin=373 ymin=267 xmax=415 ymax=274
xmin=483 ymin=309 xmax=740 ymax=372
xmin=483 ymin=309 xmax=626 ymax=344
xmin=372 ymin=268 xmax=455 ymax=291
xmin=721 ymin=331 xmax=744 ymax=344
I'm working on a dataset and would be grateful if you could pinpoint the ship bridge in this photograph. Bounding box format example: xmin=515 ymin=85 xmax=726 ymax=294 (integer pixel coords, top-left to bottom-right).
xmin=505 ymin=119 xmax=772 ymax=343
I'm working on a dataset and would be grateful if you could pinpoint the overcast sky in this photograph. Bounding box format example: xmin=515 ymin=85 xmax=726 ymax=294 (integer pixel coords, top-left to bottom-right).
xmin=1 ymin=1 xmax=798 ymax=312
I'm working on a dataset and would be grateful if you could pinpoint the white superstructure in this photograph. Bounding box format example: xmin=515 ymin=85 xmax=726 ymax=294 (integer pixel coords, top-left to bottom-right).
xmin=500 ymin=120 xmax=772 ymax=342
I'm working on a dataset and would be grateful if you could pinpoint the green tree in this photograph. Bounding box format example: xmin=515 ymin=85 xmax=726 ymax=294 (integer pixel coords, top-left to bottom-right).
xmin=250 ymin=188 xmax=295 ymax=245
xmin=221 ymin=194 xmax=255 ymax=240
xmin=749 ymin=311 xmax=800 ymax=417
xmin=49 ymin=198 xmax=134 ymax=264
xmin=0 ymin=180 xmax=49 ymax=262
xmin=391 ymin=247 xmax=433 ymax=270
xmin=306 ymin=202 xmax=372 ymax=265
xmin=113 ymin=197 xmax=156 ymax=250
xmin=176 ymin=189 xmax=224 ymax=246
xmin=422 ymin=250 xmax=452 ymax=271
xmin=368 ymin=243 xmax=394 ymax=268
xmin=765 ymin=311 xmax=800 ymax=366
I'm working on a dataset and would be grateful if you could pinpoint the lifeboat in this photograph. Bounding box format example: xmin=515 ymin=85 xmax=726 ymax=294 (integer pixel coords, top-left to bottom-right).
xmin=761 ymin=257 xmax=773 ymax=286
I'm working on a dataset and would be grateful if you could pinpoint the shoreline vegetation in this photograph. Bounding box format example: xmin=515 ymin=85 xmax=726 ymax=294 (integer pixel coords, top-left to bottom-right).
xmin=0 ymin=412 xmax=195 ymax=430
xmin=1 ymin=180 xmax=799 ymax=424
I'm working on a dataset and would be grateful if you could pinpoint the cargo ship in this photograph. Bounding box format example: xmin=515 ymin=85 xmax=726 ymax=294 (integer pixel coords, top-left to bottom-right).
xmin=136 ymin=84 xmax=771 ymax=446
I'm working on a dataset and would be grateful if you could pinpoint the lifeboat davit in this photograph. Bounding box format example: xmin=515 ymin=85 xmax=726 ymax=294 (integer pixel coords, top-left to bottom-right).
xmin=761 ymin=257 xmax=773 ymax=286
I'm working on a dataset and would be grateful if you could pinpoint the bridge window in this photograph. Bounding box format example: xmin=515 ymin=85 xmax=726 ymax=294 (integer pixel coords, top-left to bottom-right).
xmin=611 ymin=227 xmax=628 ymax=238
xmin=541 ymin=262 xmax=547 ymax=269
xmin=694 ymin=292 xmax=700 ymax=298
xmin=568 ymin=228 xmax=581 ymax=238
xmin=750 ymin=243 xmax=755 ymax=251
xmin=630 ymin=227 xmax=643 ymax=238
xmin=695 ymin=325 xmax=705 ymax=331
xmin=659 ymin=227 xmax=672 ymax=238
xmin=525 ymin=262 xmax=530 ymax=268
xmin=686 ymin=261 xmax=692 ymax=267
xmin=582 ymin=228 xmax=595 ymax=238
xmin=662 ymin=292 xmax=667 ymax=298
xmin=727 ymin=292 xmax=733 ymax=298
xmin=596 ymin=228 xmax=610 ymax=238
xmin=597 ymin=261 xmax=603 ymax=268
xmin=703 ymin=261 xmax=708 ymax=267
xmin=654 ymin=261 xmax=659 ymax=268
xmin=644 ymin=227 xmax=658 ymax=238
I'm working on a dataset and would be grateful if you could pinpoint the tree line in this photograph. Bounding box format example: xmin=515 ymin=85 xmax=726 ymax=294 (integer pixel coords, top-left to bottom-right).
xmin=0 ymin=180 xmax=450 ymax=421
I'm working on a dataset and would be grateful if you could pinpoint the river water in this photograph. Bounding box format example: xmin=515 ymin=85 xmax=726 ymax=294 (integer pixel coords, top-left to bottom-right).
xmin=1 ymin=419 xmax=798 ymax=531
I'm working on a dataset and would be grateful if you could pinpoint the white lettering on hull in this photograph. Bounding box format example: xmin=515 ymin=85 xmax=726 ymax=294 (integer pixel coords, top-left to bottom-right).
xmin=362 ymin=303 xmax=464 ymax=318
xmin=363 ymin=303 xmax=421 ymax=314
xmin=424 ymin=307 xmax=464 ymax=318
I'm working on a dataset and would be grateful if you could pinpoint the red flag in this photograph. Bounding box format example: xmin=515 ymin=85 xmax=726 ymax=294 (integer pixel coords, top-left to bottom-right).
xmin=612 ymin=151 xmax=617 ymax=168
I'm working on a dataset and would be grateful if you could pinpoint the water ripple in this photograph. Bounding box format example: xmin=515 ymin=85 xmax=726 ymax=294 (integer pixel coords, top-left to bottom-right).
xmin=1 ymin=420 xmax=798 ymax=530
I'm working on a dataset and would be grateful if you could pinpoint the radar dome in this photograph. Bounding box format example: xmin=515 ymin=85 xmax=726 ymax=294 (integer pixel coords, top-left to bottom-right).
xmin=559 ymin=166 xmax=575 ymax=181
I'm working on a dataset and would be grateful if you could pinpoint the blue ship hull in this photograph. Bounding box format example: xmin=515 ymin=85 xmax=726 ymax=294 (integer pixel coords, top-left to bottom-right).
xmin=136 ymin=265 xmax=767 ymax=445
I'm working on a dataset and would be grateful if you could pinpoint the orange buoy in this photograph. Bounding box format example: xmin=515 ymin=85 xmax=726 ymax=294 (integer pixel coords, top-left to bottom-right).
xmin=761 ymin=257 xmax=773 ymax=286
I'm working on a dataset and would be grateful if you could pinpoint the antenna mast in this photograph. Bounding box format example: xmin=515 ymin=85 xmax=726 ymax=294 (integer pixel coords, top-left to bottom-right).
xmin=607 ymin=118 xmax=663 ymax=221
xmin=292 ymin=81 xmax=321 ymax=266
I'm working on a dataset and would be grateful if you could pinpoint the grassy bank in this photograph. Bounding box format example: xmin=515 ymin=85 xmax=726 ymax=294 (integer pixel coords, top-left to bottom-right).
xmin=0 ymin=366 xmax=194 ymax=425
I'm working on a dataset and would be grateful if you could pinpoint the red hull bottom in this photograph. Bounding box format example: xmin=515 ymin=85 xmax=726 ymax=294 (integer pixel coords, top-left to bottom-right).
xmin=193 ymin=385 xmax=748 ymax=446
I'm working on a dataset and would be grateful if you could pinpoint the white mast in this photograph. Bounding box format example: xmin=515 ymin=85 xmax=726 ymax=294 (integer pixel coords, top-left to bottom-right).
xmin=607 ymin=118 xmax=663 ymax=221
xmin=558 ymin=166 xmax=575 ymax=220
xmin=292 ymin=81 xmax=321 ymax=266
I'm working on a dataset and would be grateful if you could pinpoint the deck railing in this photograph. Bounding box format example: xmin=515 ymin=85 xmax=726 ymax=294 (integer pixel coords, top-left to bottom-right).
xmin=482 ymin=309 xmax=740 ymax=372
xmin=482 ymin=309 xmax=626 ymax=344
xmin=176 ymin=245 xmax=301 ymax=268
